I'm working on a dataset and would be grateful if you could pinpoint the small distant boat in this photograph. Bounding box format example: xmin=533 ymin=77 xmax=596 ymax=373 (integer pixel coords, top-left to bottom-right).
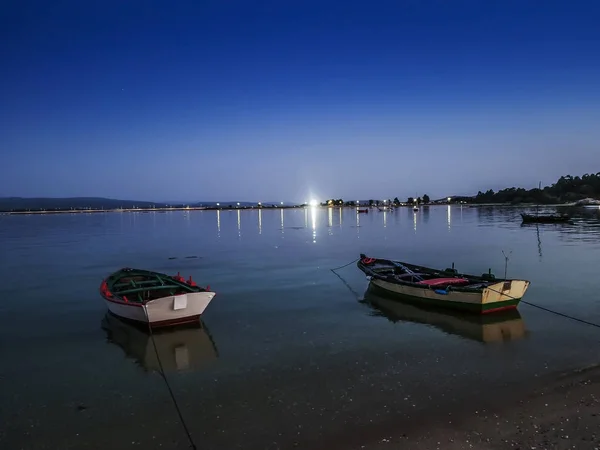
xmin=520 ymin=213 xmax=570 ymax=224
xmin=99 ymin=268 xmax=215 ymax=327
xmin=363 ymin=286 xmax=527 ymax=343
xmin=357 ymin=208 xmax=368 ymax=214
xmin=413 ymin=206 xmax=419 ymax=212
xmin=357 ymin=254 xmax=530 ymax=314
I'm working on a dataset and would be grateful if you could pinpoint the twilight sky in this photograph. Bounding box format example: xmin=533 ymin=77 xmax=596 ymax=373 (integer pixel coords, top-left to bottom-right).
xmin=1 ymin=0 xmax=600 ymax=202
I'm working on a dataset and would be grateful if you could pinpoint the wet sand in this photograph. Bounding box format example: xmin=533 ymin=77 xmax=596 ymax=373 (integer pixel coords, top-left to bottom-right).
xmin=345 ymin=364 xmax=600 ymax=450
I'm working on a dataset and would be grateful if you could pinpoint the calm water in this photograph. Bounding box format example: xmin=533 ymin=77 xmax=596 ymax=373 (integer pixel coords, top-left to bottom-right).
xmin=1 ymin=205 xmax=600 ymax=449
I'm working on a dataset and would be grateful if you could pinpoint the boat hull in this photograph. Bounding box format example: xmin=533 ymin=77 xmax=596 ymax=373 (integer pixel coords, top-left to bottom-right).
xmin=520 ymin=213 xmax=570 ymax=224
xmin=102 ymin=291 xmax=216 ymax=327
xmin=364 ymin=286 xmax=527 ymax=343
xmin=368 ymin=278 xmax=529 ymax=314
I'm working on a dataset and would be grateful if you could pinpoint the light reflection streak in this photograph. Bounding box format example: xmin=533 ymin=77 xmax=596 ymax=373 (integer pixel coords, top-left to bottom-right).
xmin=310 ymin=206 xmax=317 ymax=243
xmin=305 ymin=207 xmax=308 ymax=228
xmin=447 ymin=205 xmax=452 ymax=231
xmin=237 ymin=210 xmax=241 ymax=238
xmin=280 ymin=208 xmax=284 ymax=234
xmin=258 ymin=209 xmax=262 ymax=234
xmin=216 ymin=210 xmax=221 ymax=235
xmin=383 ymin=210 xmax=387 ymax=227
xmin=413 ymin=211 xmax=417 ymax=232
xmin=339 ymin=207 xmax=343 ymax=226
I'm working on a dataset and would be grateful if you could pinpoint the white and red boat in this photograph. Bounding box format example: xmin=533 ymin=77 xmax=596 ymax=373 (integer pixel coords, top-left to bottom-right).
xmin=99 ymin=268 xmax=215 ymax=327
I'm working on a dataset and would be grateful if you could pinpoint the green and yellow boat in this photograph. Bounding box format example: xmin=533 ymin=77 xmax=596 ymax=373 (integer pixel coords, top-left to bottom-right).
xmin=357 ymin=254 xmax=530 ymax=314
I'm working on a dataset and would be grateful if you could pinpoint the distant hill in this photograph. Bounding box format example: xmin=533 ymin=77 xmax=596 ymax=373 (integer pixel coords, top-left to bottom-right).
xmin=0 ymin=197 xmax=297 ymax=211
xmin=0 ymin=197 xmax=168 ymax=211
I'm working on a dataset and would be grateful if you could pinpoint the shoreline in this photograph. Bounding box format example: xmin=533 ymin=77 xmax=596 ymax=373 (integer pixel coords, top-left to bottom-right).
xmin=318 ymin=363 xmax=600 ymax=450
xmin=252 ymin=362 xmax=600 ymax=450
xmin=2 ymin=203 xmax=595 ymax=216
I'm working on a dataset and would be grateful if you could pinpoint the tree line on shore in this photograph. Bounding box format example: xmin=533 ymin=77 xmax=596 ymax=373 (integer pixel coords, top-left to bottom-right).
xmin=322 ymin=194 xmax=432 ymax=207
xmin=472 ymin=173 xmax=600 ymax=204
xmin=322 ymin=173 xmax=600 ymax=206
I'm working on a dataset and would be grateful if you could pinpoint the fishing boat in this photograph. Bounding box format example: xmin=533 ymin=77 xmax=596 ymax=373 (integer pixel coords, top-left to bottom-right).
xmin=363 ymin=286 xmax=527 ymax=343
xmin=99 ymin=268 xmax=215 ymax=327
xmin=101 ymin=313 xmax=218 ymax=372
xmin=357 ymin=254 xmax=530 ymax=314
xmin=520 ymin=213 xmax=570 ymax=224
xmin=357 ymin=208 xmax=369 ymax=214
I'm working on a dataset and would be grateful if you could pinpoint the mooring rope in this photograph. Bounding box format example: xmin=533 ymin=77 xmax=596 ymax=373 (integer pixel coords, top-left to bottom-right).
xmin=142 ymin=307 xmax=198 ymax=450
xmin=330 ymin=258 xmax=363 ymax=300
xmin=484 ymin=286 xmax=600 ymax=329
xmin=330 ymin=258 xmax=600 ymax=329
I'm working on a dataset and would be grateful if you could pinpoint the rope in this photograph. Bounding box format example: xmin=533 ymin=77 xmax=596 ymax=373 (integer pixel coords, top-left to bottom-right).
xmin=485 ymin=286 xmax=600 ymax=329
xmin=330 ymin=258 xmax=362 ymax=300
xmin=142 ymin=306 xmax=198 ymax=450
xmin=331 ymin=258 xmax=360 ymax=271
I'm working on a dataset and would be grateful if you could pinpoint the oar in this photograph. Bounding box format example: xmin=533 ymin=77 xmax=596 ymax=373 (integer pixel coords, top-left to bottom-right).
xmin=391 ymin=261 xmax=424 ymax=282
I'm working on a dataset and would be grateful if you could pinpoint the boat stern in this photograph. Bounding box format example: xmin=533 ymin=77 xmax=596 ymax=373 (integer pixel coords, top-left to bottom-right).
xmin=145 ymin=290 xmax=216 ymax=327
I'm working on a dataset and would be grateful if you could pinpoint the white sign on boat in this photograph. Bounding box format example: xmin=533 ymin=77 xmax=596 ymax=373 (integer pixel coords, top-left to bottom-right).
xmin=173 ymin=294 xmax=188 ymax=310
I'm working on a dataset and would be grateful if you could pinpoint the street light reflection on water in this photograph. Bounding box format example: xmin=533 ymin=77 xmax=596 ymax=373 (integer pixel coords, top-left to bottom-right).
xmin=413 ymin=210 xmax=417 ymax=232
xmin=216 ymin=210 xmax=221 ymax=235
xmin=280 ymin=208 xmax=284 ymax=233
xmin=258 ymin=209 xmax=262 ymax=235
xmin=447 ymin=205 xmax=452 ymax=231
xmin=310 ymin=205 xmax=317 ymax=243
xmin=237 ymin=210 xmax=241 ymax=238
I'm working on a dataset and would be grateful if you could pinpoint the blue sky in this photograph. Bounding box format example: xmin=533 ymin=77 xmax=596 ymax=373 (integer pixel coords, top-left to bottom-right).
xmin=1 ymin=0 xmax=600 ymax=202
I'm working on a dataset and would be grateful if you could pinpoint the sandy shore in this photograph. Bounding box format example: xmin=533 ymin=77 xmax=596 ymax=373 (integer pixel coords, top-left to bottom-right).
xmin=336 ymin=364 xmax=600 ymax=450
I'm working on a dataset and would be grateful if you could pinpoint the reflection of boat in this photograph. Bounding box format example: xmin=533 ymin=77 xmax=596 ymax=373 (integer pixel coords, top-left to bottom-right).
xmin=99 ymin=268 xmax=215 ymax=327
xmin=357 ymin=254 xmax=530 ymax=314
xmin=101 ymin=313 xmax=218 ymax=372
xmin=521 ymin=213 xmax=570 ymax=224
xmin=363 ymin=286 xmax=527 ymax=343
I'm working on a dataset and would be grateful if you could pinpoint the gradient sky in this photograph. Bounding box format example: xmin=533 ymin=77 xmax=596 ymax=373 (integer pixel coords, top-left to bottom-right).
xmin=2 ymin=0 xmax=600 ymax=202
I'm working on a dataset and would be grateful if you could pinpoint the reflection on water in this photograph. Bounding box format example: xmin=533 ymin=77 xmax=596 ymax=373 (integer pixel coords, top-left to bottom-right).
xmin=237 ymin=209 xmax=241 ymax=238
xmin=328 ymin=207 xmax=333 ymax=228
xmin=518 ymin=223 xmax=544 ymax=261
xmin=101 ymin=313 xmax=218 ymax=373
xmin=280 ymin=208 xmax=284 ymax=233
xmin=310 ymin=206 xmax=317 ymax=243
xmin=258 ymin=209 xmax=262 ymax=235
xmin=362 ymin=286 xmax=527 ymax=344
xmin=383 ymin=210 xmax=387 ymax=227
xmin=216 ymin=210 xmax=221 ymax=235
xmin=447 ymin=205 xmax=451 ymax=231
xmin=413 ymin=210 xmax=417 ymax=232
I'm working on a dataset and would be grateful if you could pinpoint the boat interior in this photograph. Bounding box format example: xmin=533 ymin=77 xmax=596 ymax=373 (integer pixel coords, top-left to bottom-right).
xmin=108 ymin=271 xmax=203 ymax=302
xmin=361 ymin=257 xmax=501 ymax=291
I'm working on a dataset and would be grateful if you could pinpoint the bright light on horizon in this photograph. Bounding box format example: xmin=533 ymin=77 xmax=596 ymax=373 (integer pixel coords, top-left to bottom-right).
xmin=309 ymin=199 xmax=319 ymax=207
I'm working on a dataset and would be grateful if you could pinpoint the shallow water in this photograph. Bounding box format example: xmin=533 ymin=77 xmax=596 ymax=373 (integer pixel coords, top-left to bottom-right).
xmin=1 ymin=205 xmax=600 ymax=449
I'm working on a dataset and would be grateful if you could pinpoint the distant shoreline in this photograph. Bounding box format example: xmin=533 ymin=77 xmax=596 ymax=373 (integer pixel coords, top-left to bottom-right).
xmin=2 ymin=202 xmax=592 ymax=216
xmin=2 ymin=205 xmax=304 ymax=215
